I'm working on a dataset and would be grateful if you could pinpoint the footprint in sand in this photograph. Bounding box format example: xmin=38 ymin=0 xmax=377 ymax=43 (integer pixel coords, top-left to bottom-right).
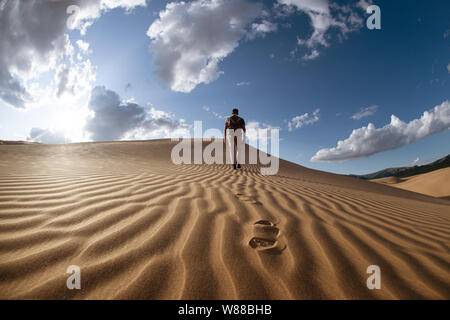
xmin=249 ymin=220 xmax=286 ymax=253
xmin=234 ymin=193 xmax=263 ymax=206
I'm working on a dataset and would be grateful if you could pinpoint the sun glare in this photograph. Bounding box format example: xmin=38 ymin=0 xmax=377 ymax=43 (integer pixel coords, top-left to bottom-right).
xmin=53 ymin=105 xmax=89 ymax=142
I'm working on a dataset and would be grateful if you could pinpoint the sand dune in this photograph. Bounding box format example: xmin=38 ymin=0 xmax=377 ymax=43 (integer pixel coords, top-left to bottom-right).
xmin=0 ymin=140 xmax=449 ymax=299
xmin=373 ymin=167 xmax=450 ymax=199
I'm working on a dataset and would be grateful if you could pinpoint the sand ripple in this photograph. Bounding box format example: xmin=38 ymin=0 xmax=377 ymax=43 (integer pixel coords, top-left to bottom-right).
xmin=0 ymin=140 xmax=449 ymax=299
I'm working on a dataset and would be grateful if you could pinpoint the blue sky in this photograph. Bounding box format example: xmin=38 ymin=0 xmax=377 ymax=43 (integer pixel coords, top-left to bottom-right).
xmin=0 ymin=0 xmax=449 ymax=174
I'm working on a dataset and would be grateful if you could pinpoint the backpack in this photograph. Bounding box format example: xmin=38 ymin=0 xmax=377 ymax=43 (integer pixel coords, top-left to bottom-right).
xmin=228 ymin=115 xmax=244 ymax=130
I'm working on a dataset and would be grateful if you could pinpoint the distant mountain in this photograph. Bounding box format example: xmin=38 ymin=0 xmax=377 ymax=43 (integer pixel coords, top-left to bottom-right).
xmin=350 ymin=154 xmax=450 ymax=180
xmin=0 ymin=140 xmax=39 ymax=145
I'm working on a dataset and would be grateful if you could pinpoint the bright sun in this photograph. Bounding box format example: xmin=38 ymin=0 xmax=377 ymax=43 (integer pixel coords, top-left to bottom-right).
xmin=53 ymin=105 xmax=90 ymax=142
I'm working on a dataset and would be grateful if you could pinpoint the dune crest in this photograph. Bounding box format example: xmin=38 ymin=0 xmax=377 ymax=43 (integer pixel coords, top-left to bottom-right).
xmin=374 ymin=167 xmax=450 ymax=199
xmin=0 ymin=140 xmax=449 ymax=299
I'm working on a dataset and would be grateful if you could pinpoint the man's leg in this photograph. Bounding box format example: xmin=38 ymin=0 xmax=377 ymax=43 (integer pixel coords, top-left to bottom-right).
xmin=236 ymin=130 xmax=243 ymax=168
xmin=233 ymin=136 xmax=237 ymax=169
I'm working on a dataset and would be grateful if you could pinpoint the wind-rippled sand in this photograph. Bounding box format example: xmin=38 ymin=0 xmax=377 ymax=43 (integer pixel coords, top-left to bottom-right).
xmin=0 ymin=140 xmax=449 ymax=299
xmin=374 ymin=167 xmax=450 ymax=200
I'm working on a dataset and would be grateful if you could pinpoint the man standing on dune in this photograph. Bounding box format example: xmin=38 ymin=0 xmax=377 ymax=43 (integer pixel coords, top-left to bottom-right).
xmin=224 ymin=108 xmax=246 ymax=170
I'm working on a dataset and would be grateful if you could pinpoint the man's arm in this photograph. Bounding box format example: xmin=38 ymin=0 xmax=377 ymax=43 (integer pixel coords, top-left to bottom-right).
xmin=224 ymin=123 xmax=228 ymax=142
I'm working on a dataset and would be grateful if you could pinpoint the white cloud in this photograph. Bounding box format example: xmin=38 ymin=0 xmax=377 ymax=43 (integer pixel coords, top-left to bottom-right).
xmin=148 ymin=107 xmax=173 ymax=120
xmin=356 ymin=0 xmax=373 ymax=10
xmin=212 ymin=111 xmax=226 ymax=120
xmin=246 ymin=121 xmax=266 ymax=142
xmin=352 ymin=105 xmax=378 ymax=120
xmin=54 ymin=59 xmax=96 ymax=98
xmin=447 ymin=62 xmax=450 ymax=74
xmin=288 ymin=108 xmax=320 ymax=131
xmin=302 ymin=49 xmax=320 ymax=60
xmin=278 ymin=0 xmax=369 ymax=60
xmin=67 ymin=0 xmax=147 ymax=35
xmin=0 ymin=0 xmax=144 ymax=109
xmin=236 ymin=81 xmax=251 ymax=86
xmin=245 ymin=121 xmax=280 ymax=147
xmin=27 ymin=128 xmax=68 ymax=144
xmin=85 ymin=86 xmax=189 ymax=141
xmin=249 ymin=20 xmax=278 ymax=39
xmin=55 ymin=65 xmax=72 ymax=98
xmin=279 ymin=0 xmax=329 ymax=14
xmin=203 ymin=105 xmax=226 ymax=119
xmin=311 ymin=100 xmax=450 ymax=162
xmin=147 ymin=0 xmax=269 ymax=93
xmin=76 ymin=40 xmax=91 ymax=55
xmin=410 ymin=157 xmax=420 ymax=166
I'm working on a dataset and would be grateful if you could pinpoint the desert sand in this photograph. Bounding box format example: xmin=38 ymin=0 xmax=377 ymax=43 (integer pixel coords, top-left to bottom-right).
xmin=0 ymin=139 xmax=449 ymax=299
xmin=373 ymin=167 xmax=450 ymax=200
